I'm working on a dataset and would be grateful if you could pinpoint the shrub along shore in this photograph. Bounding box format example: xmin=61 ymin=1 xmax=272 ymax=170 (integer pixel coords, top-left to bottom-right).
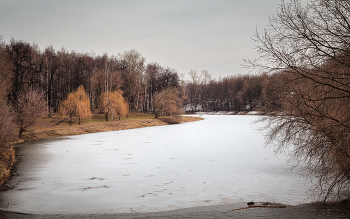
xmin=0 ymin=112 xmax=202 ymax=188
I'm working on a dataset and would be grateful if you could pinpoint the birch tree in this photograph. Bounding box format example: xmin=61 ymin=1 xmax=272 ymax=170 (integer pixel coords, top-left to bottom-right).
xmin=119 ymin=50 xmax=145 ymax=110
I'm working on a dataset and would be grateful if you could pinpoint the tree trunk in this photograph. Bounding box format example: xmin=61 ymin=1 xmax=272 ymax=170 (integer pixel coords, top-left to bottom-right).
xmin=105 ymin=112 xmax=109 ymax=121
xmin=18 ymin=128 xmax=24 ymax=138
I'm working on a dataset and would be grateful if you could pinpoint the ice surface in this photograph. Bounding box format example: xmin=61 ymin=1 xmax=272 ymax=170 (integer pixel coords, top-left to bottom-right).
xmin=0 ymin=115 xmax=314 ymax=214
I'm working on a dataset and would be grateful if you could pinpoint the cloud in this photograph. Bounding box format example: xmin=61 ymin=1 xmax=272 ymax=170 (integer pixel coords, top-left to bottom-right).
xmin=0 ymin=0 xmax=281 ymax=77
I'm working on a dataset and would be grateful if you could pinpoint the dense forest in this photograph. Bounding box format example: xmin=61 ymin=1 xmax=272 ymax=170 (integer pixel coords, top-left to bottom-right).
xmin=0 ymin=37 xmax=277 ymax=116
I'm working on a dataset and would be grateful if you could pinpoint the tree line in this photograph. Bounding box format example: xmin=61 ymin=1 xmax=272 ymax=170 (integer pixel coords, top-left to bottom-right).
xmin=1 ymin=40 xmax=185 ymax=113
xmin=183 ymin=70 xmax=282 ymax=112
xmin=1 ymin=37 xmax=280 ymax=117
xmin=0 ymin=35 xmax=288 ymax=140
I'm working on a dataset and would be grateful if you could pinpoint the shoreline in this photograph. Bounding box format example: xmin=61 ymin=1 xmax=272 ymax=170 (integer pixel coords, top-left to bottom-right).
xmin=16 ymin=115 xmax=203 ymax=143
xmin=1 ymin=202 xmax=349 ymax=219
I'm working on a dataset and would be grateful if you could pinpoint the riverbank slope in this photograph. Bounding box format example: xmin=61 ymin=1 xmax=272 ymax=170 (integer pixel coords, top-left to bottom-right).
xmin=19 ymin=114 xmax=202 ymax=142
xmin=1 ymin=202 xmax=350 ymax=219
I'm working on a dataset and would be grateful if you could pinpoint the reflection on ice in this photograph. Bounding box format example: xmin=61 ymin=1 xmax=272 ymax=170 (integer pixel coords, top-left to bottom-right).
xmin=0 ymin=115 xmax=314 ymax=214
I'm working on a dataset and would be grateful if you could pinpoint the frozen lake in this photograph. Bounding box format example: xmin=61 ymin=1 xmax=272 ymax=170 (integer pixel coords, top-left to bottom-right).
xmin=0 ymin=115 xmax=314 ymax=214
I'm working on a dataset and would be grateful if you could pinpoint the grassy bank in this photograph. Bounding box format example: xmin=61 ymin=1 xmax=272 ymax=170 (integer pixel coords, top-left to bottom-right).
xmin=0 ymin=146 xmax=15 ymax=186
xmin=19 ymin=112 xmax=202 ymax=142
xmin=0 ymin=112 xmax=202 ymax=187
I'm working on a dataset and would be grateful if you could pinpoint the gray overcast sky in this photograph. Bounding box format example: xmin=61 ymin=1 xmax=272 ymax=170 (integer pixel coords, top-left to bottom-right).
xmin=0 ymin=0 xmax=281 ymax=78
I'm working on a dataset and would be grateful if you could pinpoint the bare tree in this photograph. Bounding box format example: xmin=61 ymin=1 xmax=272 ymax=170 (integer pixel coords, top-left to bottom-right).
xmin=43 ymin=45 xmax=59 ymax=117
xmin=6 ymin=39 xmax=41 ymax=103
xmin=188 ymin=69 xmax=201 ymax=111
xmin=91 ymin=54 xmax=122 ymax=110
xmin=0 ymin=35 xmax=16 ymax=145
xmin=247 ymin=0 xmax=350 ymax=201
xmin=144 ymin=62 xmax=162 ymax=112
xmin=14 ymin=90 xmax=47 ymax=137
xmin=119 ymin=50 xmax=145 ymax=110
xmin=200 ymin=70 xmax=212 ymax=111
xmin=0 ymin=36 xmax=17 ymax=186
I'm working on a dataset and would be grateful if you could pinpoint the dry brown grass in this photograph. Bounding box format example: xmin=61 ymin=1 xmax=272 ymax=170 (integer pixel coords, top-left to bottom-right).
xmin=19 ymin=112 xmax=203 ymax=142
xmin=0 ymin=145 xmax=16 ymax=186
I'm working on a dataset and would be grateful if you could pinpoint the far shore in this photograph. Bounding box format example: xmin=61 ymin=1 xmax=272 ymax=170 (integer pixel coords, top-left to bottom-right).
xmin=16 ymin=115 xmax=203 ymax=143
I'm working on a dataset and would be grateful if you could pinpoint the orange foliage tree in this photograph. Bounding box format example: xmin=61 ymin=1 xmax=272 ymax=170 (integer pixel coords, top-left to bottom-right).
xmin=153 ymin=88 xmax=184 ymax=118
xmin=98 ymin=90 xmax=129 ymax=121
xmin=59 ymin=85 xmax=92 ymax=125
